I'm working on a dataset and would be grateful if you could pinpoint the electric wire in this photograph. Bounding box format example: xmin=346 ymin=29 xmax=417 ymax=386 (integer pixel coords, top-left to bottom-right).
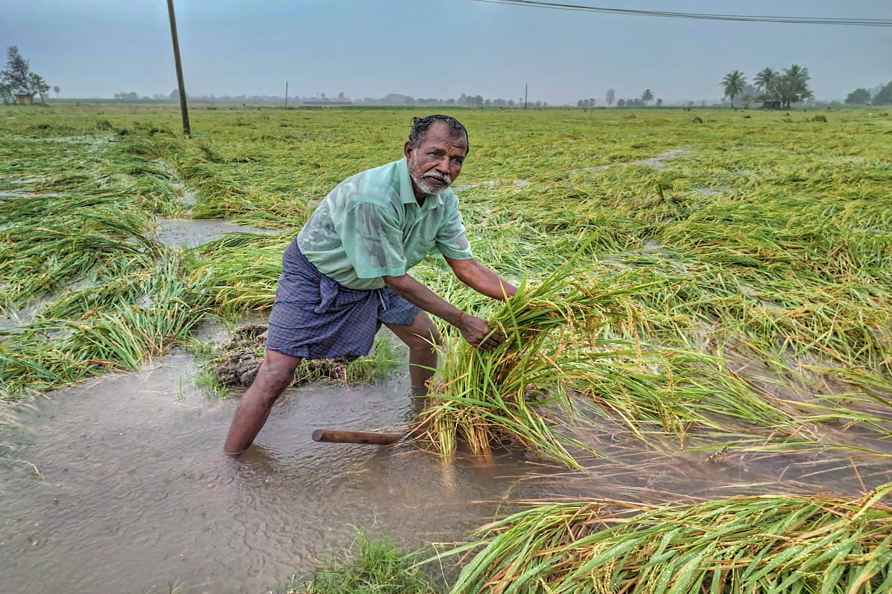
xmin=471 ymin=0 xmax=892 ymax=28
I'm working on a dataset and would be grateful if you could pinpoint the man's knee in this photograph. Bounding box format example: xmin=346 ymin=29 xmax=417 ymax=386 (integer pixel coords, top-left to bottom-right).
xmin=254 ymin=351 xmax=299 ymax=394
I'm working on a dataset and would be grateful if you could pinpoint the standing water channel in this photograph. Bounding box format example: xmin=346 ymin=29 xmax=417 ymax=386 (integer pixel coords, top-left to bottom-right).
xmin=2 ymin=343 xmax=888 ymax=593
xmin=1 ymin=345 xmax=546 ymax=593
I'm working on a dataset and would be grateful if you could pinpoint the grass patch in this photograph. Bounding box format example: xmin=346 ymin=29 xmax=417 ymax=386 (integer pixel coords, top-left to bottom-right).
xmin=279 ymin=535 xmax=438 ymax=594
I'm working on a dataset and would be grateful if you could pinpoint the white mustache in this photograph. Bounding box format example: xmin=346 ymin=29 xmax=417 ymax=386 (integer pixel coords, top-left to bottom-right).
xmin=423 ymin=173 xmax=451 ymax=185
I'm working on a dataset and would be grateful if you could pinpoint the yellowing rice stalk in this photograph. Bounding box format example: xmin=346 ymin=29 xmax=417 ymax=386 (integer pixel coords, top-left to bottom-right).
xmin=440 ymin=483 xmax=892 ymax=594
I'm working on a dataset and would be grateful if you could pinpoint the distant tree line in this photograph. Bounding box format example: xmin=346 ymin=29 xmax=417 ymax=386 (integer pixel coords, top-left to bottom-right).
xmin=845 ymin=81 xmax=892 ymax=106
xmin=0 ymin=46 xmax=56 ymax=104
xmin=358 ymin=93 xmax=546 ymax=107
xmin=106 ymin=90 xmax=547 ymax=108
xmin=578 ymin=88 xmax=661 ymax=108
xmin=721 ymin=65 xmax=813 ymax=109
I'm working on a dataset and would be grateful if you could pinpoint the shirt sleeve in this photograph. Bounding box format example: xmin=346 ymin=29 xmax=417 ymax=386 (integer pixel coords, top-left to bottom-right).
xmin=436 ymin=200 xmax=474 ymax=260
xmin=341 ymin=201 xmax=407 ymax=278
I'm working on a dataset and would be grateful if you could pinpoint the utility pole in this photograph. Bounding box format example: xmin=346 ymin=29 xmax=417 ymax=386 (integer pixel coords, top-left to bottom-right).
xmin=166 ymin=0 xmax=191 ymax=137
xmin=284 ymin=80 xmax=289 ymax=108
xmin=523 ymin=83 xmax=528 ymax=110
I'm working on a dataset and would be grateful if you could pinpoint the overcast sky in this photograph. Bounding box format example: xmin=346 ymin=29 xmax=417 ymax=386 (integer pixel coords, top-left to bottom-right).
xmin=3 ymin=0 xmax=891 ymax=103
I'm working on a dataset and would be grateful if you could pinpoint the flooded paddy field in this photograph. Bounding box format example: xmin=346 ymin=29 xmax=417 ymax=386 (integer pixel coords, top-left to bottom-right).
xmin=1 ymin=105 xmax=891 ymax=592
xmin=1 ymin=350 xmax=546 ymax=593
xmin=3 ymin=350 xmax=886 ymax=593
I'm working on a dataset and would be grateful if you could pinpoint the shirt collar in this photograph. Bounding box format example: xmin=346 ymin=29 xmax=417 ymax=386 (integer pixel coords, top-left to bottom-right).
xmin=398 ymin=158 xmax=443 ymax=210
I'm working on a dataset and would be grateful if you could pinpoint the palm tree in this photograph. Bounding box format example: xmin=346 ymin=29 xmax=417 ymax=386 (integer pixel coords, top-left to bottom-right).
xmin=754 ymin=68 xmax=776 ymax=96
xmin=781 ymin=64 xmax=812 ymax=108
xmin=721 ymin=70 xmax=747 ymax=108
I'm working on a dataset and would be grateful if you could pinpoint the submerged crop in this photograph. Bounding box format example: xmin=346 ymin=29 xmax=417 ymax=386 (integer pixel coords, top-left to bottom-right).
xmin=1 ymin=105 xmax=889 ymax=462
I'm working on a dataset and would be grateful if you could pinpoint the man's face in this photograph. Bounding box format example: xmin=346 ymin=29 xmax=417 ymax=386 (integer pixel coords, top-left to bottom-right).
xmin=404 ymin=122 xmax=468 ymax=196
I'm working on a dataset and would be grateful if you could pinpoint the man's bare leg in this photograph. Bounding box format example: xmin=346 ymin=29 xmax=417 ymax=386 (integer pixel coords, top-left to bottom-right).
xmin=386 ymin=311 xmax=442 ymax=397
xmin=223 ymin=349 xmax=300 ymax=456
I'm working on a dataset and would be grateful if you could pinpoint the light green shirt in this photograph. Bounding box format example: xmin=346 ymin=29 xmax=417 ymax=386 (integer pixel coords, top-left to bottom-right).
xmin=297 ymin=158 xmax=474 ymax=290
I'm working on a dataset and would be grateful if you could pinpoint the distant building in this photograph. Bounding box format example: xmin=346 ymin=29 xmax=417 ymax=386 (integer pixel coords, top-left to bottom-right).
xmin=14 ymin=93 xmax=33 ymax=105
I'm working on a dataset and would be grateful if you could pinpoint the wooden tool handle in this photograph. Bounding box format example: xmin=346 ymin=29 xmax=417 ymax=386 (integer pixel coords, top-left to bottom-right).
xmin=312 ymin=429 xmax=403 ymax=445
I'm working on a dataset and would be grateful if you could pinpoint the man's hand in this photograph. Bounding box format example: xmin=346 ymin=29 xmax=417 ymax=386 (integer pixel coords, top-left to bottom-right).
xmin=383 ymin=273 xmax=504 ymax=350
xmin=459 ymin=313 xmax=505 ymax=351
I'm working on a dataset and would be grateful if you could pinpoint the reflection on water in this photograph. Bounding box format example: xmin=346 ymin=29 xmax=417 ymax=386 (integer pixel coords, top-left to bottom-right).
xmin=1 ymin=350 xmax=888 ymax=594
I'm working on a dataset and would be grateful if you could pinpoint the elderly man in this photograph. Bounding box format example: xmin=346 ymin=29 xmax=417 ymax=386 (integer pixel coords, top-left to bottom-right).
xmin=224 ymin=115 xmax=516 ymax=455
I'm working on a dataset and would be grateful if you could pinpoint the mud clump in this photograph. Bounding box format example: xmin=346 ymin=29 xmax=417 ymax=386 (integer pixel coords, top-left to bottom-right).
xmin=691 ymin=116 xmax=704 ymax=124
xmin=214 ymin=325 xmax=352 ymax=387
xmin=214 ymin=325 xmax=266 ymax=386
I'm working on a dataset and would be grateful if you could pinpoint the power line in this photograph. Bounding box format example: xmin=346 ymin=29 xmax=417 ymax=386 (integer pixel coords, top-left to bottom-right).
xmin=471 ymin=0 xmax=892 ymax=27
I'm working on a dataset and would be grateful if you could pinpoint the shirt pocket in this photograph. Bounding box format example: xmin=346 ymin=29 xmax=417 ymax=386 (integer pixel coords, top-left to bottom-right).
xmin=413 ymin=224 xmax=438 ymax=260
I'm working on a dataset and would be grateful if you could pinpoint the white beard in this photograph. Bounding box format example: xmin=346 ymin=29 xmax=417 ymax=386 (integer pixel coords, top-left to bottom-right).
xmin=412 ymin=173 xmax=451 ymax=195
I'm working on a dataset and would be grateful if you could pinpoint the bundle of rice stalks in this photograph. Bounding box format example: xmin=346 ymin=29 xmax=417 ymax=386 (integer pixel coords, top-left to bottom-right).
xmin=443 ymin=483 xmax=892 ymax=594
xmin=412 ymin=272 xmax=651 ymax=469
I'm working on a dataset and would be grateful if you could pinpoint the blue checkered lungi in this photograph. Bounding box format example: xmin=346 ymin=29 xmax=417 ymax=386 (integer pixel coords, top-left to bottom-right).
xmin=266 ymin=239 xmax=420 ymax=360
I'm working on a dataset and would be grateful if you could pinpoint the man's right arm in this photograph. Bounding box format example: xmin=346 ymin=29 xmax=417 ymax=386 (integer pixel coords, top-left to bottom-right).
xmin=383 ymin=273 xmax=503 ymax=350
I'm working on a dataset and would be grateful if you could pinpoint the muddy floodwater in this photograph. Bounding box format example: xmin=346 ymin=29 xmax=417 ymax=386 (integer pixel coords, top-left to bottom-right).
xmin=2 ymin=347 xmax=888 ymax=593
xmin=0 ymin=350 xmax=546 ymax=594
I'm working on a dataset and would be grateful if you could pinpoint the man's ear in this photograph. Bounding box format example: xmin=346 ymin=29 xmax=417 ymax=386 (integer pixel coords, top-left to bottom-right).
xmin=404 ymin=141 xmax=413 ymax=160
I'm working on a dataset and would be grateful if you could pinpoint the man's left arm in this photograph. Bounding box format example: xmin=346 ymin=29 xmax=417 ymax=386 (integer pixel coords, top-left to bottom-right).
xmin=435 ymin=198 xmax=516 ymax=301
xmin=446 ymin=257 xmax=517 ymax=301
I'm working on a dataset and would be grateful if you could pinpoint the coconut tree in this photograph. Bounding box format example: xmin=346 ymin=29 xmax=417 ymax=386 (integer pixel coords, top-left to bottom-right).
xmin=781 ymin=64 xmax=812 ymax=108
xmin=721 ymin=70 xmax=747 ymax=108
xmin=754 ymin=67 xmax=777 ymax=99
